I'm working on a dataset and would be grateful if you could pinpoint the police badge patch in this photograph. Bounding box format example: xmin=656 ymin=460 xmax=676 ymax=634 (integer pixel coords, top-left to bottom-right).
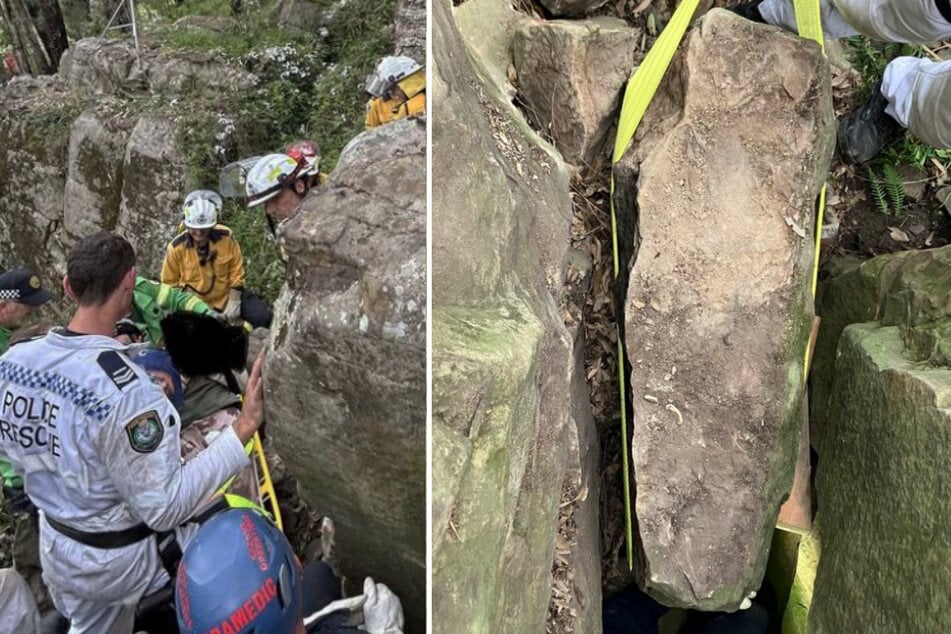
xmin=125 ymin=411 xmax=164 ymax=453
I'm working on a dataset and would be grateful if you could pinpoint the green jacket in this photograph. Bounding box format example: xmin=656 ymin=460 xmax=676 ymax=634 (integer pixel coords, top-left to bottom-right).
xmin=131 ymin=277 xmax=214 ymax=344
xmin=0 ymin=326 xmax=18 ymax=489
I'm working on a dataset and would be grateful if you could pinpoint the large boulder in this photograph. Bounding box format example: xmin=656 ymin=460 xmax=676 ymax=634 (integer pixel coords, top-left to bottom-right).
xmin=433 ymin=1 xmax=601 ymax=632
xmin=513 ymin=17 xmax=641 ymax=167
xmin=809 ymin=323 xmax=951 ymax=633
xmin=616 ymin=10 xmax=834 ymax=610
xmin=64 ymin=107 xmax=136 ymax=240
xmin=811 ymin=247 xmax=949 ymax=452
xmin=266 ymin=118 xmax=426 ymax=631
xmin=115 ymin=117 xmax=189 ymax=277
xmin=0 ymin=76 xmax=73 ymax=302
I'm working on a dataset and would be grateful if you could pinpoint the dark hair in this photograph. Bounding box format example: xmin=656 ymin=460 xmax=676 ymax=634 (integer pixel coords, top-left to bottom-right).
xmin=67 ymin=232 xmax=136 ymax=306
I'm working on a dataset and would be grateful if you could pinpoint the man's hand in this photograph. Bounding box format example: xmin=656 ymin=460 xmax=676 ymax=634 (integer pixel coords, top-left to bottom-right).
xmin=233 ymin=349 xmax=266 ymax=444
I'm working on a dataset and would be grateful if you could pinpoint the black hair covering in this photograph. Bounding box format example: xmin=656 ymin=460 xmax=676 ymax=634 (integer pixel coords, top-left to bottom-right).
xmin=161 ymin=312 xmax=247 ymax=376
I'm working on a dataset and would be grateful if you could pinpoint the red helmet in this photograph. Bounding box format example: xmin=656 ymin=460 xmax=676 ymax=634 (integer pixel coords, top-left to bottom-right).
xmin=283 ymin=140 xmax=321 ymax=177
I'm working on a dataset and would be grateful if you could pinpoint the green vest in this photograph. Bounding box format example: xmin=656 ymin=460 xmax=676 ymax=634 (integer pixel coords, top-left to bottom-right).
xmin=0 ymin=325 xmax=20 ymax=489
xmin=131 ymin=277 xmax=213 ymax=344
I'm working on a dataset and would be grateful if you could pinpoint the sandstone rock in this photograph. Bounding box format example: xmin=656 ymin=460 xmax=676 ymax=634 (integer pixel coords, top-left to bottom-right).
xmin=433 ymin=1 xmax=600 ymax=632
xmin=116 ymin=116 xmax=188 ymax=277
xmin=64 ymin=107 xmax=136 ymax=241
xmin=513 ymin=17 xmax=641 ymax=167
xmin=809 ymin=324 xmax=951 ymax=633
xmin=266 ymin=118 xmax=426 ymax=631
xmin=811 ymin=247 xmax=951 ymax=452
xmin=59 ymin=39 xmax=140 ymax=97
xmin=617 ymin=10 xmax=834 ymax=609
xmin=394 ymin=0 xmax=426 ymax=62
xmin=537 ymin=0 xmax=610 ymax=18
xmin=60 ymin=38 xmax=256 ymax=99
xmin=454 ymin=0 xmax=528 ymax=102
xmin=0 ymin=79 xmax=72 ymax=309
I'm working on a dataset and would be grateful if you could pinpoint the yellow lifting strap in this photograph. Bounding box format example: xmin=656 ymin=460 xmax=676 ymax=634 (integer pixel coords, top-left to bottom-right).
xmin=252 ymin=431 xmax=284 ymax=531
xmin=609 ymin=0 xmax=825 ymax=571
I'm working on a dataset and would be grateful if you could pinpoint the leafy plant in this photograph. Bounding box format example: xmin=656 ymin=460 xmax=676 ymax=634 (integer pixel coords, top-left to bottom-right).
xmin=866 ymin=164 xmax=906 ymax=216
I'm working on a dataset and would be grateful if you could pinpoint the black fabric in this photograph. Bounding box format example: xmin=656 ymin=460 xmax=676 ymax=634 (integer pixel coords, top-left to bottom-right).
xmin=161 ymin=312 xmax=248 ymax=376
xmin=307 ymin=610 xmax=362 ymax=633
xmin=45 ymin=516 xmax=153 ymax=549
xmin=937 ymin=0 xmax=951 ymax=23
xmin=240 ymin=288 xmax=273 ymax=328
xmin=300 ymin=561 xmax=342 ymax=617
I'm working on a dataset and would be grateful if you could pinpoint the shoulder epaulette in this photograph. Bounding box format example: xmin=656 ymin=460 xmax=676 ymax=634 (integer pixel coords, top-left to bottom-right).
xmin=97 ymin=350 xmax=138 ymax=391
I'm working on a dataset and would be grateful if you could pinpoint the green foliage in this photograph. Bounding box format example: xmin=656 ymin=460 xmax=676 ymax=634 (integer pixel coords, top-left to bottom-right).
xmin=866 ymin=164 xmax=905 ymax=216
xmin=221 ymin=201 xmax=286 ymax=303
xmin=843 ymin=38 xmax=923 ymax=96
xmin=162 ymin=0 xmax=398 ymax=300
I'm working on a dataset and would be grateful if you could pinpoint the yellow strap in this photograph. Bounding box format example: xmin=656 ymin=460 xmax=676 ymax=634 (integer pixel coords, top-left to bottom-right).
xmin=252 ymin=431 xmax=283 ymax=531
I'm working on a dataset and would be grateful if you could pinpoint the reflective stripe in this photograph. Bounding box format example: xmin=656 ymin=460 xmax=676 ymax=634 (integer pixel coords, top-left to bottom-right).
xmin=156 ymin=283 xmax=171 ymax=307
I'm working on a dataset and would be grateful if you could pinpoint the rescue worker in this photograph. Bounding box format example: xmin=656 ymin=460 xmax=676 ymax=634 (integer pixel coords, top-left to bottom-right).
xmin=161 ymin=190 xmax=273 ymax=328
xmin=733 ymin=0 xmax=951 ymax=163
xmin=364 ymin=56 xmax=426 ymax=130
xmin=0 ymin=232 xmax=266 ymax=634
xmin=175 ymin=509 xmax=405 ymax=634
xmin=245 ymin=141 xmax=327 ymax=232
xmin=129 ymin=276 xmax=214 ymax=346
xmin=0 ymin=267 xmax=52 ymax=496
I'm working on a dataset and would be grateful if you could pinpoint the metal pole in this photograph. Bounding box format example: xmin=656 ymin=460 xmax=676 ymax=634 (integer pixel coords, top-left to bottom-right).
xmin=129 ymin=0 xmax=139 ymax=57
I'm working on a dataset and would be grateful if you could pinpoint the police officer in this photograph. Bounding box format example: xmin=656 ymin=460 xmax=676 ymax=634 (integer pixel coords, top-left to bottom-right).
xmin=0 ymin=266 xmax=53 ymax=354
xmin=0 ymin=232 xmax=266 ymax=634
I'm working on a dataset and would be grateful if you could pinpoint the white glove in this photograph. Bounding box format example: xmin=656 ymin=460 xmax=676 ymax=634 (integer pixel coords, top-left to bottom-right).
xmin=222 ymin=288 xmax=242 ymax=322
xmin=362 ymin=577 xmax=404 ymax=634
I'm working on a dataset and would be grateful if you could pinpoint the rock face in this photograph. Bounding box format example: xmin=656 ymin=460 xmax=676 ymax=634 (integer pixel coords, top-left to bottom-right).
xmin=0 ymin=38 xmax=256 ymax=316
xmin=394 ymin=0 xmax=426 ymax=62
xmin=806 ymin=246 xmax=951 ymax=632
xmin=266 ymin=119 xmax=426 ymax=630
xmin=433 ymin=1 xmax=601 ymax=632
xmin=617 ymin=10 xmax=834 ymax=610
xmin=537 ymin=0 xmax=610 ymax=18
xmin=810 ymin=323 xmax=951 ymax=633
xmin=513 ymin=17 xmax=641 ymax=167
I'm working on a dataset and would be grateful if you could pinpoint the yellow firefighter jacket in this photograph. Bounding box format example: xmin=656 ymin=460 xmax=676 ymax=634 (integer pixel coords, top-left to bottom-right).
xmin=160 ymin=225 xmax=245 ymax=311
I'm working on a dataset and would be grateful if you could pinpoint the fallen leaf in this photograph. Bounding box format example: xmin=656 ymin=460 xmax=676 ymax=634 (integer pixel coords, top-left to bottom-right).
xmin=888 ymin=227 xmax=910 ymax=243
xmin=926 ymin=231 xmax=935 ymax=247
xmin=784 ymin=216 xmax=807 ymax=238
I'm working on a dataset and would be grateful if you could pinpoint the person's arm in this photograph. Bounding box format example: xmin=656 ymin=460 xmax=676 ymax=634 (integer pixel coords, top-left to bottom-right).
xmin=157 ymin=282 xmax=213 ymax=315
xmin=160 ymin=244 xmax=182 ymax=286
xmin=96 ymin=353 xmax=265 ymax=531
xmin=365 ymin=98 xmax=381 ymax=129
xmin=228 ymin=237 xmax=246 ymax=291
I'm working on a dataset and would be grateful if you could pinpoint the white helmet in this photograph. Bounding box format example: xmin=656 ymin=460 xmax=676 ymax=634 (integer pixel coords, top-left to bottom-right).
xmin=365 ymin=56 xmax=422 ymax=97
xmin=245 ymin=153 xmax=305 ymax=208
xmin=182 ymin=190 xmax=222 ymax=229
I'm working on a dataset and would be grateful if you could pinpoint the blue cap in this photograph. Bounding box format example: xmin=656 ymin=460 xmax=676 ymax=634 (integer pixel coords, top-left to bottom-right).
xmin=130 ymin=347 xmax=184 ymax=410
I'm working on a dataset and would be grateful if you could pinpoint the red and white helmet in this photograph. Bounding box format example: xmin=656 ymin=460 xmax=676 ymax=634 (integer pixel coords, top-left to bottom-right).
xmin=284 ymin=140 xmax=321 ymax=177
xmin=182 ymin=190 xmax=222 ymax=228
xmin=245 ymin=153 xmax=304 ymax=208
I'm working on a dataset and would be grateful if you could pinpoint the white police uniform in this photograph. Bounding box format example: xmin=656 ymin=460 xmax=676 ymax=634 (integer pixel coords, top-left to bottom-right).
xmin=759 ymin=0 xmax=951 ymax=148
xmin=0 ymin=330 xmax=250 ymax=634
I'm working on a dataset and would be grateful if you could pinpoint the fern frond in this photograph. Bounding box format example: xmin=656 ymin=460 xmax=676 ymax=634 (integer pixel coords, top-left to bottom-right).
xmin=867 ymin=167 xmax=890 ymax=215
xmin=883 ymin=163 xmax=905 ymax=216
